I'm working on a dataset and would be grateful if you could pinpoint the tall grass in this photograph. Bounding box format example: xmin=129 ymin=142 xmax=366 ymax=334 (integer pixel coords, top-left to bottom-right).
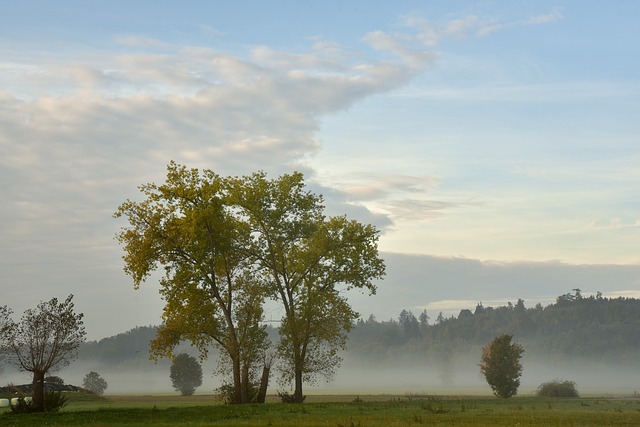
xmin=1 ymin=394 xmax=639 ymax=426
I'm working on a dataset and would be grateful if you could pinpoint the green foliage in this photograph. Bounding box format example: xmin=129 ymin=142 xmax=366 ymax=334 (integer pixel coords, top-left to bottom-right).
xmin=479 ymin=334 xmax=524 ymax=398
xmin=82 ymin=371 xmax=108 ymax=396
xmin=536 ymin=380 xmax=579 ymax=397
xmin=43 ymin=390 xmax=69 ymax=412
xmin=229 ymin=171 xmax=385 ymax=402
xmin=170 ymin=353 xmax=202 ymax=396
xmin=115 ymin=162 xmax=271 ymax=404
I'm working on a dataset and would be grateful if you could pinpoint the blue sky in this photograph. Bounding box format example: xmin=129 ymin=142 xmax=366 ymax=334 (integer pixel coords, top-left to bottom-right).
xmin=1 ymin=1 xmax=639 ymax=339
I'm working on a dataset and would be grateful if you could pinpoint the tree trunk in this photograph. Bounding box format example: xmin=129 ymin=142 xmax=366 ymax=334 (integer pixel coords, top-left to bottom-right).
xmin=231 ymin=357 xmax=242 ymax=404
xmin=32 ymin=370 xmax=46 ymax=412
xmin=293 ymin=368 xmax=304 ymax=403
xmin=256 ymin=364 xmax=270 ymax=404
xmin=240 ymin=363 xmax=250 ymax=404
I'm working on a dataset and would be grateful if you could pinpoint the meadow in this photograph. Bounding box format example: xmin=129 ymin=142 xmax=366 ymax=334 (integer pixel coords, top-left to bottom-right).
xmin=1 ymin=392 xmax=640 ymax=426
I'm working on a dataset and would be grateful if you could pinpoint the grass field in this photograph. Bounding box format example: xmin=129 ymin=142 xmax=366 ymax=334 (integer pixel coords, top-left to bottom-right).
xmin=1 ymin=392 xmax=640 ymax=426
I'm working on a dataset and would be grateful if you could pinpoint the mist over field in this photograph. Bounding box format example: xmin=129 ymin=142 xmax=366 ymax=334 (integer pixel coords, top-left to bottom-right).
xmin=3 ymin=342 xmax=637 ymax=396
xmin=323 ymin=356 xmax=640 ymax=395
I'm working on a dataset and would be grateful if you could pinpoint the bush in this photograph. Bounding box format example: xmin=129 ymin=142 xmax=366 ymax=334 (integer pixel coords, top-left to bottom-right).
xmin=217 ymin=381 xmax=260 ymax=404
xmin=277 ymin=390 xmax=305 ymax=403
xmin=43 ymin=391 xmax=69 ymax=412
xmin=9 ymin=397 xmax=32 ymax=414
xmin=536 ymin=380 xmax=579 ymax=397
xmin=9 ymin=391 xmax=68 ymax=413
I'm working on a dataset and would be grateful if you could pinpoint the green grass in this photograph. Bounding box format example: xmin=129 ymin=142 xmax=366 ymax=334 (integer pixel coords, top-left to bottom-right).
xmin=1 ymin=393 xmax=640 ymax=426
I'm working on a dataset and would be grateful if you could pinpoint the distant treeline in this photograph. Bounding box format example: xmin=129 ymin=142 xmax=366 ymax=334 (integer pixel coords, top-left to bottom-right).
xmin=79 ymin=325 xmax=160 ymax=367
xmin=349 ymin=291 xmax=640 ymax=364
xmin=78 ymin=292 xmax=640 ymax=367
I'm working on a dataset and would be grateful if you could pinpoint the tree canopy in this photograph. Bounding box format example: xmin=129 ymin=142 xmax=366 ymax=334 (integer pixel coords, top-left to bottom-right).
xmin=228 ymin=171 xmax=385 ymax=402
xmin=115 ymin=162 xmax=385 ymax=403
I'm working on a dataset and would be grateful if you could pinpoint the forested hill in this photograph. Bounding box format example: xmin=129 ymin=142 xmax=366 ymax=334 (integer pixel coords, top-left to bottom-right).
xmin=348 ymin=292 xmax=640 ymax=364
xmin=79 ymin=326 xmax=159 ymax=366
xmin=78 ymin=293 xmax=639 ymax=367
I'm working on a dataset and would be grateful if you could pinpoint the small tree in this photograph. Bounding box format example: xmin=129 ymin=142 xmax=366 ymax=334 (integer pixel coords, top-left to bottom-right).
xmin=479 ymin=334 xmax=524 ymax=398
xmin=170 ymin=353 xmax=203 ymax=396
xmin=4 ymin=295 xmax=86 ymax=411
xmin=536 ymin=380 xmax=579 ymax=397
xmin=83 ymin=371 xmax=108 ymax=395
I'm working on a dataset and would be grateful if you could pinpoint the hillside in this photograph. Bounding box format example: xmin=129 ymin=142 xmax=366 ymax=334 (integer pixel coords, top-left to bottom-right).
xmin=77 ymin=292 xmax=640 ymax=367
xmin=348 ymin=291 xmax=640 ymax=364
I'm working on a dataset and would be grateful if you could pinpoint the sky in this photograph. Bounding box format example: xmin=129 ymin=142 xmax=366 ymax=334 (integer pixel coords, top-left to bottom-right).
xmin=1 ymin=1 xmax=639 ymax=340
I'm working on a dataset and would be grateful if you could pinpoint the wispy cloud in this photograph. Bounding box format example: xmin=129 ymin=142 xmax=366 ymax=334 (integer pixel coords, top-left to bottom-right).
xmin=478 ymin=9 xmax=563 ymax=36
xmin=395 ymin=80 xmax=638 ymax=103
xmin=0 ymin=16 xmax=466 ymax=287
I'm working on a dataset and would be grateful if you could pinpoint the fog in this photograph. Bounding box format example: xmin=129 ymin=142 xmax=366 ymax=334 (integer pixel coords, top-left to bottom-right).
xmin=3 ymin=352 xmax=636 ymax=396
xmin=316 ymin=355 xmax=640 ymax=396
xmin=0 ymin=358 xmax=222 ymax=395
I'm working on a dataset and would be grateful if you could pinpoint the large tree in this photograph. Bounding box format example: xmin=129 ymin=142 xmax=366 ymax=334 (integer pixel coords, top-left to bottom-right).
xmin=115 ymin=162 xmax=269 ymax=404
xmin=229 ymin=171 xmax=385 ymax=402
xmin=3 ymin=295 xmax=86 ymax=412
xmin=479 ymin=334 xmax=524 ymax=398
xmin=116 ymin=163 xmax=385 ymax=404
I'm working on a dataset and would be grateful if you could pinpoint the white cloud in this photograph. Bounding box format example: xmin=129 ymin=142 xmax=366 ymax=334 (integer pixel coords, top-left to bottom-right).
xmin=1 ymin=19 xmax=468 ymax=339
xmin=525 ymin=10 xmax=563 ymax=26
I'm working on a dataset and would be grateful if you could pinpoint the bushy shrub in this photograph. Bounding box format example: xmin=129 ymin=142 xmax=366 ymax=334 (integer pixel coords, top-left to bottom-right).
xmin=9 ymin=391 xmax=68 ymax=413
xmin=536 ymin=380 xmax=579 ymax=397
xmin=43 ymin=390 xmax=68 ymax=412
xmin=277 ymin=390 xmax=305 ymax=403
xmin=8 ymin=397 xmax=32 ymax=414
xmin=217 ymin=381 xmax=260 ymax=404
